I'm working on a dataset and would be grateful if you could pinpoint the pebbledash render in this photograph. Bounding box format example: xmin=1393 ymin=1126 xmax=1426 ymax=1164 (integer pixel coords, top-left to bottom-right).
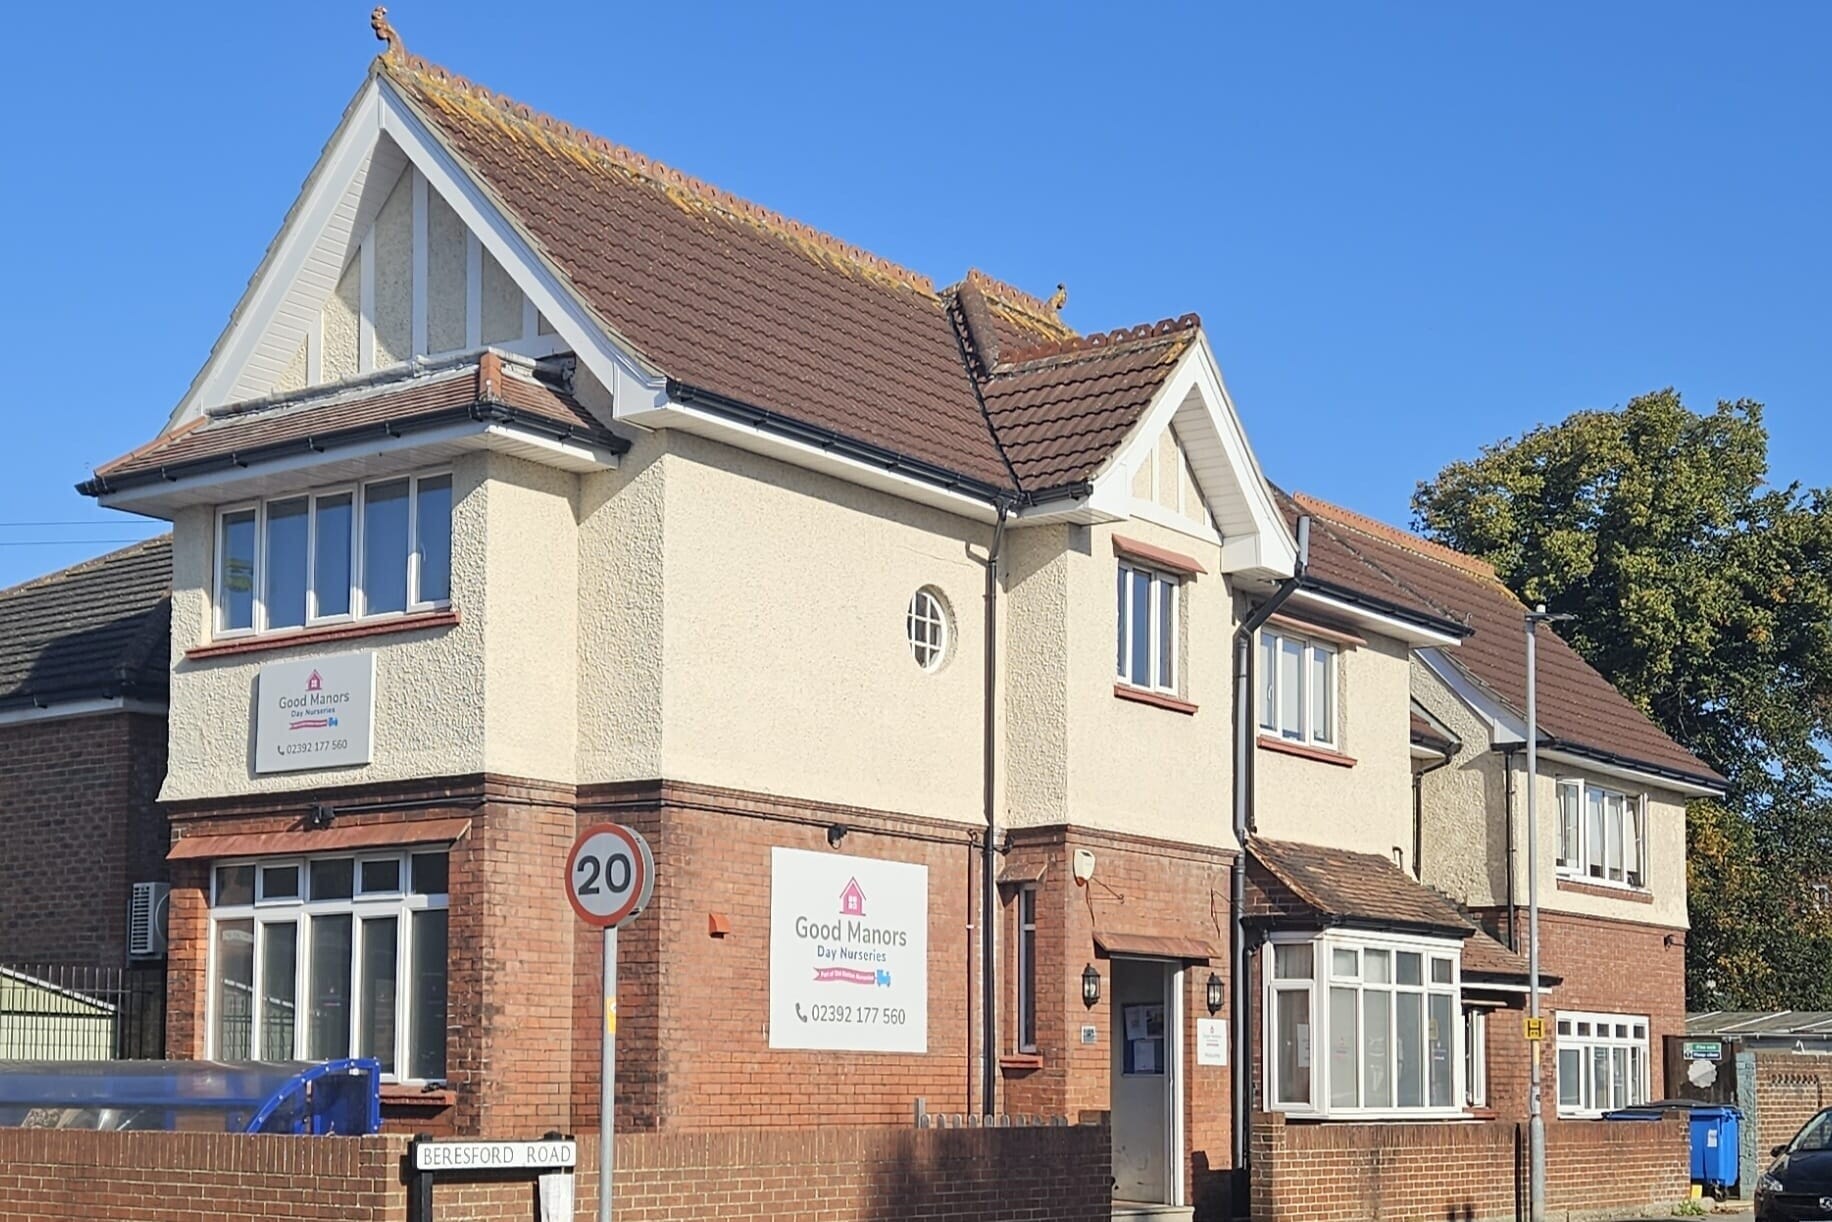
xmin=60 ymin=26 xmax=1725 ymax=1222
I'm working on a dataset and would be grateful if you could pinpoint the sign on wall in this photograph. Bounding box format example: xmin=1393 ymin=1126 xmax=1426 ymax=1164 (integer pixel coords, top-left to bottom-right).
xmin=769 ymin=847 xmax=928 ymax=1053
xmin=253 ymin=652 xmax=376 ymax=774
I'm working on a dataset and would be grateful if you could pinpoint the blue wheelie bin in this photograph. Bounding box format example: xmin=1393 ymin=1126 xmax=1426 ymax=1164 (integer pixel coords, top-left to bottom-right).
xmin=1604 ymin=1100 xmax=1743 ymax=1199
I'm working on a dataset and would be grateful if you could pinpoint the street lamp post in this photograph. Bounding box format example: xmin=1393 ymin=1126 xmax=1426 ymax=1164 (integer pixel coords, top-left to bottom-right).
xmin=1524 ymin=604 xmax=1572 ymax=1222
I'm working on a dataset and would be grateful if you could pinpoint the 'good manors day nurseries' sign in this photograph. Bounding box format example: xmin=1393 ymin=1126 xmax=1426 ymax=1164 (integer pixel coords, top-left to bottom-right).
xmin=254 ymin=652 xmax=376 ymax=774
xmin=769 ymin=847 xmax=928 ymax=1053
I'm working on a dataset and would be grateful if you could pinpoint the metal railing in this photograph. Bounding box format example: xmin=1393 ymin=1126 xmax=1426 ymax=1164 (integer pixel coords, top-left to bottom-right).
xmin=0 ymin=963 xmax=165 ymax=1060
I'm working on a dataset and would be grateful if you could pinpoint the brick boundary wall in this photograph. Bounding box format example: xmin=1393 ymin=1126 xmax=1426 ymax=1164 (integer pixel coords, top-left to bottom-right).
xmin=1753 ymin=1051 xmax=1832 ymax=1155
xmin=1250 ymin=1111 xmax=1689 ymax=1222
xmin=0 ymin=1121 xmax=1110 ymax=1222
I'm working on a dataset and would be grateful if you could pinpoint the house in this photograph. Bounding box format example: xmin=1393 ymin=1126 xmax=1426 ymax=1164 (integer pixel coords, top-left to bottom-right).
xmin=0 ymin=538 xmax=172 ymax=969
xmin=56 ymin=19 xmax=1719 ymax=1221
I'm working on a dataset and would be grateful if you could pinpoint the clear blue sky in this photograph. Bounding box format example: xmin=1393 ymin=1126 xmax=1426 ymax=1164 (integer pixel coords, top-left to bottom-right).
xmin=2 ymin=2 xmax=1826 ymax=587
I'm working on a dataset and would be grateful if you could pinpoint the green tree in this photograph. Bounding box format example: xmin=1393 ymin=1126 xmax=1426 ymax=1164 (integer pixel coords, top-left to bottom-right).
xmin=1413 ymin=389 xmax=1832 ymax=1007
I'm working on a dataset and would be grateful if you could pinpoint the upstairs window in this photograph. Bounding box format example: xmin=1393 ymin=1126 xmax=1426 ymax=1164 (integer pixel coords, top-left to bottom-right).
xmin=1258 ymin=629 xmax=1337 ymax=747
xmin=1116 ymin=563 xmax=1179 ymax=692
xmin=216 ymin=471 xmax=452 ymax=636
xmin=1556 ymin=781 xmax=1645 ymax=888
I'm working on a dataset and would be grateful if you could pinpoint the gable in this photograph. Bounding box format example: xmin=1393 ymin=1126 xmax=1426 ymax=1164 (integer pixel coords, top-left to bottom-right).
xmin=1126 ymin=421 xmax=1215 ymax=534
xmin=237 ymin=150 xmax=562 ymax=403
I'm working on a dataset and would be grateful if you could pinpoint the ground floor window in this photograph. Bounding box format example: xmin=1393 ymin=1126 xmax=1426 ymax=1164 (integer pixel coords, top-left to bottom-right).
xmin=209 ymin=848 xmax=450 ymax=1081
xmin=1555 ymin=1010 xmax=1648 ymax=1116
xmin=1265 ymin=932 xmax=1463 ymax=1117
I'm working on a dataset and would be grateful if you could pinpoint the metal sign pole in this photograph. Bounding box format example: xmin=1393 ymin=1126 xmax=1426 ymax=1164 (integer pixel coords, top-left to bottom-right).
xmin=601 ymin=923 xmax=616 ymax=1222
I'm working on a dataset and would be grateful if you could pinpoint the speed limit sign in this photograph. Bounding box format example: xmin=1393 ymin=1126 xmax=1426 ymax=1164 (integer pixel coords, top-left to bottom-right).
xmin=566 ymin=823 xmax=654 ymax=929
xmin=568 ymin=823 xmax=654 ymax=1222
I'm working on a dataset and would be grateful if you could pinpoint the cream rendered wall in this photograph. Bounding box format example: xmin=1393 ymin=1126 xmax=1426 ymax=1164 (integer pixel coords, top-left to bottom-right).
xmin=1412 ymin=659 xmax=1690 ymax=929
xmin=1252 ymin=630 xmax=1415 ymax=859
xmin=372 ymin=169 xmax=414 ymax=368
xmin=1411 ymin=658 xmax=1508 ymax=908
xmin=481 ymin=250 xmax=521 ymax=345
xmin=427 ymin=191 xmax=467 ymax=354
xmin=323 ymin=257 xmax=360 ymax=382
xmin=161 ymin=451 xmax=583 ymax=801
xmin=620 ymin=431 xmax=991 ymax=823
xmin=1002 ymin=525 xmax=1072 ymax=827
xmin=1050 ymin=518 xmax=1234 ymax=848
xmin=575 ymin=433 xmax=666 ymax=784
xmin=478 ymin=452 xmax=579 ymax=784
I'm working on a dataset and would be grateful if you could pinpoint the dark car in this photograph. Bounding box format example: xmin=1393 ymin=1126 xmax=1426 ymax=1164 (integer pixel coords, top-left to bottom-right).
xmin=1758 ymin=1108 xmax=1832 ymax=1221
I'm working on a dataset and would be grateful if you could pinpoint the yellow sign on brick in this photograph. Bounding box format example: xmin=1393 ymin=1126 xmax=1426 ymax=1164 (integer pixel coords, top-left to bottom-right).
xmin=1525 ymin=1016 xmax=1546 ymax=1041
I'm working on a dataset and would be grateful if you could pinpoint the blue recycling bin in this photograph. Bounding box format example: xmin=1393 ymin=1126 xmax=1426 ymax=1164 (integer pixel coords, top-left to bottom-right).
xmin=1604 ymin=1100 xmax=1742 ymax=1196
xmin=1687 ymin=1105 xmax=1741 ymax=1195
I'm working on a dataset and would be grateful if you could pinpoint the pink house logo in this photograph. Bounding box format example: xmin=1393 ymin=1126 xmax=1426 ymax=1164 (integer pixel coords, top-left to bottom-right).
xmin=839 ymin=878 xmax=866 ymax=917
xmin=305 ymin=670 xmax=324 ymax=693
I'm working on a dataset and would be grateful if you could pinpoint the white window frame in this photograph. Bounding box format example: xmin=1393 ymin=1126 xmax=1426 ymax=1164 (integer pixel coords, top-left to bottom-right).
xmin=906 ymin=587 xmax=950 ymax=672
xmin=212 ymin=469 xmax=452 ymax=639
xmin=206 ymin=848 xmax=450 ymax=1083
xmin=1555 ymin=780 xmax=1647 ymax=890
xmin=1116 ymin=561 xmax=1180 ymax=694
xmin=1257 ymin=628 xmax=1338 ymax=749
xmin=1014 ymin=884 xmax=1038 ymax=1054
xmin=1555 ymin=1010 xmax=1650 ymax=1117
xmin=1263 ymin=929 xmax=1464 ymax=1120
xmin=1464 ymin=1006 xmax=1489 ymax=1108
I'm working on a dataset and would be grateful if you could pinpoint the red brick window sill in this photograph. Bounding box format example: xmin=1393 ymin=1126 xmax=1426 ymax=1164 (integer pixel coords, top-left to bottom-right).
xmin=186 ymin=608 xmax=461 ymax=660
xmin=1555 ymin=876 xmax=1654 ymax=904
xmin=1114 ymin=684 xmax=1199 ymax=715
xmin=999 ymin=1053 xmax=1044 ymax=1073
xmin=1257 ymin=735 xmax=1356 ymax=768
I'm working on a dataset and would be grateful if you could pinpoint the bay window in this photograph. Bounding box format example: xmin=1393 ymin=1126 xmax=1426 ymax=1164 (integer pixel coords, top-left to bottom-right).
xmin=1116 ymin=562 xmax=1179 ymax=692
xmin=214 ymin=470 xmax=452 ymax=637
xmin=1265 ymin=932 xmax=1462 ymax=1117
xmin=1555 ymin=1011 xmax=1649 ymax=1116
xmin=1556 ymin=781 xmax=1646 ymax=887
xmin=1258 ymin=629 xmax=1337 ymax=747
xmin=209 ymin=848 xmax=449 ymax=1080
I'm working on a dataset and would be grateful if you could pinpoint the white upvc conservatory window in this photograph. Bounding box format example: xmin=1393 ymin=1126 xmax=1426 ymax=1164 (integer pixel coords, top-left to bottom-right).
xmin=1264 ymin=931 xmax=1463 ymax=1118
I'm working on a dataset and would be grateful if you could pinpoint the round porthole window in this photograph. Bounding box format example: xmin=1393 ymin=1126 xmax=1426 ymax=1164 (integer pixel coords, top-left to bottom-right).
xmin=907 ymin=587 xmax=951 ymax=672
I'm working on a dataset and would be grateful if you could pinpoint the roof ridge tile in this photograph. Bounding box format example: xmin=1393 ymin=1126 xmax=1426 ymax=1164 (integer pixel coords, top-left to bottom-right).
xmin=1001 ymin=314 xmax=1201 ymax=367
xmin=958 ymin=269 xmax=1074 ymax=337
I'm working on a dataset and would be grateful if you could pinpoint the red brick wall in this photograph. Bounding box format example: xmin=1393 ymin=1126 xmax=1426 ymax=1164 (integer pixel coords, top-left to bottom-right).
xmin=162 ymin=775 xmax=576 ymax=1138
xmin=1754 ymin=1052 xmax=1832 ymax=1154
xmin=0 ymin=711 xmax=168 ymax=966
xmin=1002 ymin=826 xmax=1235 ymax=1217
xmin=0 ymin=1130 xmax=408 ymax=1222
xmin=1483 ymin=907 xmax=1687 ymax=1103
xmin=1250 ymin=1110 xmax=1689 ymax=1222
xmin=0 ymin=1122 xmax=1110 ymax=1222
xmin=578 ymin=782 xmax=982 ymax=1131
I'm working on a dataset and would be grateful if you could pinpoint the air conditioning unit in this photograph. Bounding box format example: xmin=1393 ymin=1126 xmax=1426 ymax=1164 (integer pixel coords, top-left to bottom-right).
xmin=128 ymin=882 xmax=171 ymax=959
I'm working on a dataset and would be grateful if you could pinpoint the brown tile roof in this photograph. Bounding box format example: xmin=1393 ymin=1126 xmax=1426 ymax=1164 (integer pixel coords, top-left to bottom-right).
xmin=376 ymin=51 xmax=1193 ymax=500
xmin=0 ymin=537 xmax=171 ymax=710
xmin=88 ymin=354 xmax=615 ymax=489
xmin=1249 ymin=837 xmax=1476 ymax=937
xmin=1287 ymin=493 xmax=1725 ymax=789
xmin=1460 ymin=927 xmax=1557 ymax=983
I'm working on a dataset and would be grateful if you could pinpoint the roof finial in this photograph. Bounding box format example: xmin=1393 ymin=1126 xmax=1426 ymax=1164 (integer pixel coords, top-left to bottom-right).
xmin=371 ymin=7 xmax=404 ymax=57
xmin=1047 ymin=283 xmax=1068 ymax=314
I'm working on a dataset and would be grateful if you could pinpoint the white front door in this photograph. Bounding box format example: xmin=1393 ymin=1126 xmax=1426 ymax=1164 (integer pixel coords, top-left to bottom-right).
xmin=1111 ymin=958 xmax=1176 ymax=1205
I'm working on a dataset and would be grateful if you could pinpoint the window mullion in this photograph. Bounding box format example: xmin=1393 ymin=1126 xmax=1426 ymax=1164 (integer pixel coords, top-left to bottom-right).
xmin=354 ymin=483 xmax=367 ymax=619
xmin=407 ymin=474 xmax=422 ymax=608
